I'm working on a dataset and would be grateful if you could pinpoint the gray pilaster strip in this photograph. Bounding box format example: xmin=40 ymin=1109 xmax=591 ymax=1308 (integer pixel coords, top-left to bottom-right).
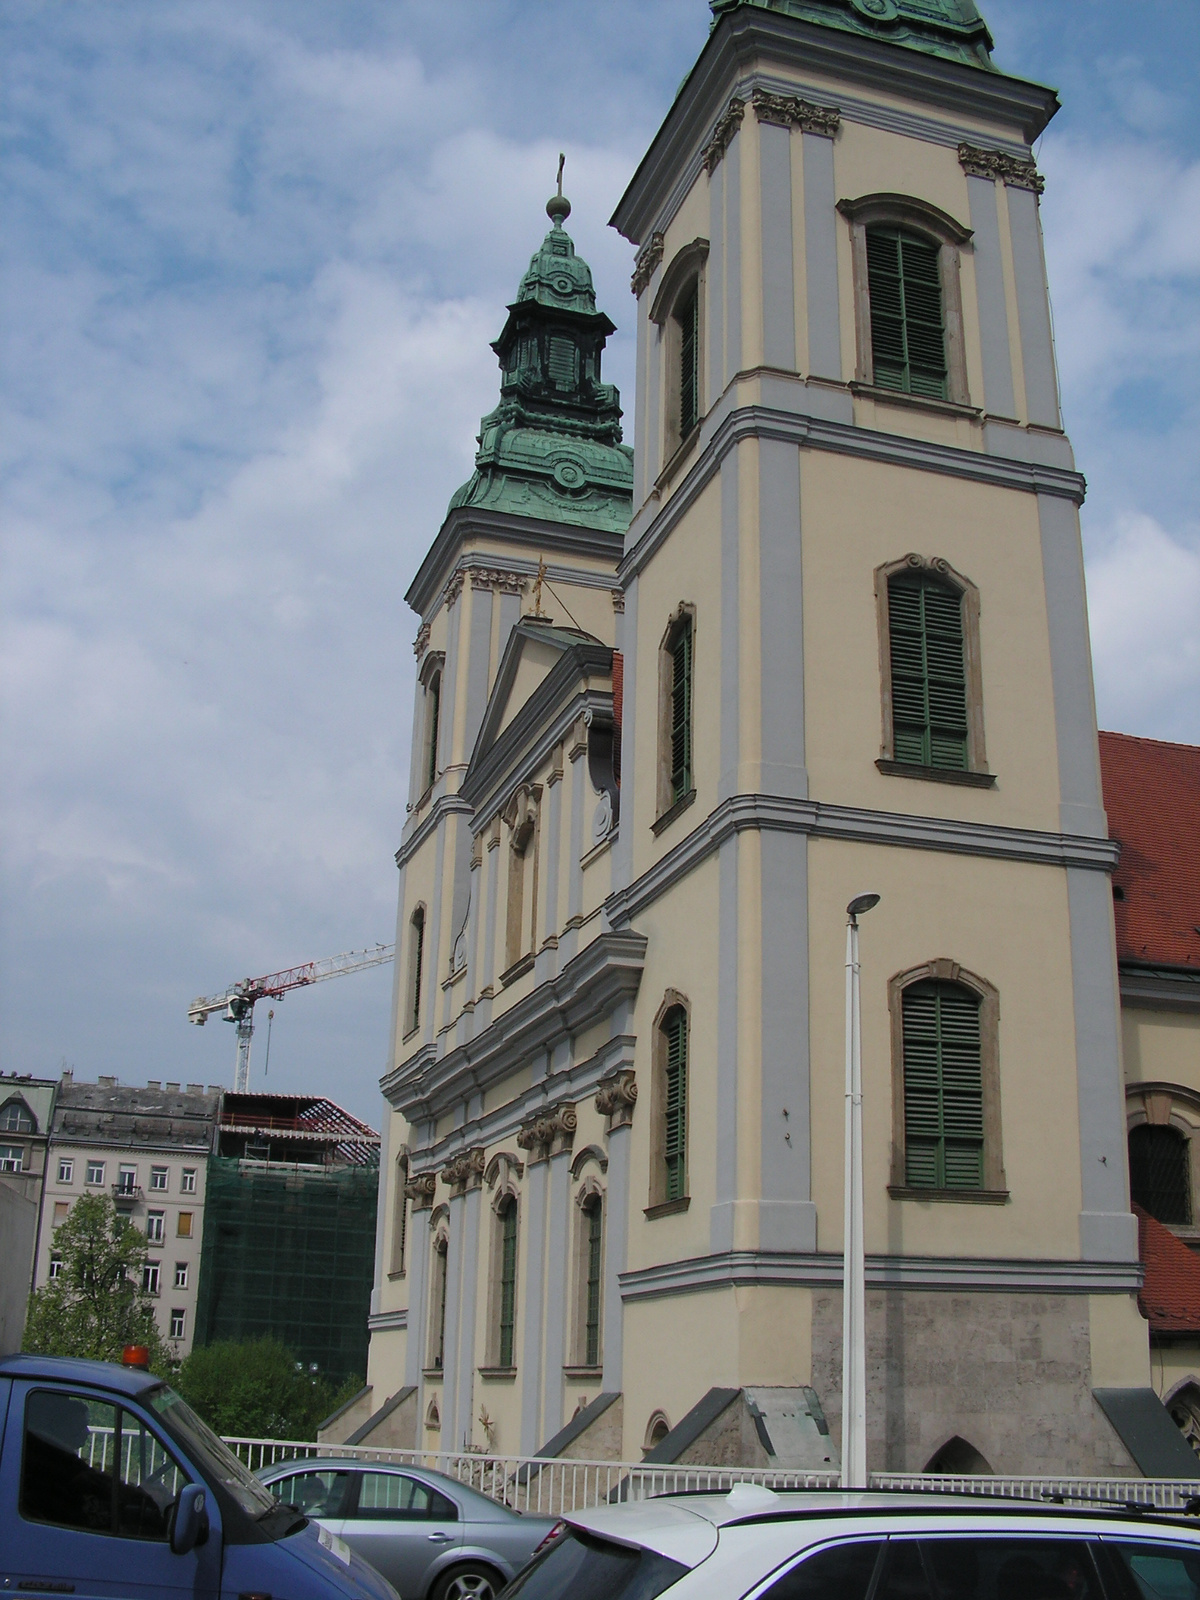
xmin=387 ymin=863 xmax=408 ymax=1071
xmin=370 ymin=1110 xmax=390 ymax=1317
xmin=726 ymin=131 xmax=743 ymax=379
xmin=965 ymin=175 xmax=1016 ymax=420
xmin=404 ymin=1211 xmax=430 ymax=1388
xmin=758 ymin=830 xmax=816 ymax=1251
xmin=453 ymin=1186 xmax=480 ymax=1449
xmin=1068 ymin=867 xmax=1138 ymax=1264
xmin=602 ymin=1122 xmax=630 ymax=1392
xmin=1006 ymin=184 xmax=1060 ymax=429
xmin=1037 ymin=493 xmax=1107 ymax=838
xmin=542 ymin=1154 xmax=572 ymax=1441
xmin=480 ymin=838 xmax=501 ymax=1019
xmin=634 ymin=296 xmax=650 ymax=507
xmin=519 ymin=1160 xmax=548 ymax=1454
xmin=712 ymin=834 xmax=739 ymax=1254
xmin=646 ymin=323 xmax=663 ymax=489
xmin=498 ymin=591 xmax=522 ymax=675
xmin=407 ymin=677 xmax=425 ymax=807
xmin=443 ymin=821 xmax=473 ymax=1029
xmin=440 ymin=592 xmax=462 ymax=772
xmin=563 ymin=749 xmax=586 ymax=965
xmin=759 ymin=120 xmax=796 ymax=373
xmin=441 ymin=1195 xmax=463 ymax=1446
xmin=463 ymin=856 xmax=482 ymax=1039
xmin=542 ymin=771 xmax=563 ymax=976
xmin=463 ymin=587 xmax=494 ymax=753
xmin=708 ymin=160 xmax=726 ymax=397
xmin=802 ymin=131 xmax=841 ymax=380
xmin=719 ymin=451 xmax=741 ymax=802
xmin=758 ymin=438 xmax=806 ymax=799
xmin=425 ymin=822 xmax=446 ymax=1044
xmin=612 ymin=575 xmax=638 ymax=892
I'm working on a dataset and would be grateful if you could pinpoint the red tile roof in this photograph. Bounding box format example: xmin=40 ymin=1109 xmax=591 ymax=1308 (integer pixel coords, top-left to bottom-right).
xmin=1135 ymin=1203 xmax=1200 ymax=1334
xmin=1099 ymin=731 xmax=1200 ymax=970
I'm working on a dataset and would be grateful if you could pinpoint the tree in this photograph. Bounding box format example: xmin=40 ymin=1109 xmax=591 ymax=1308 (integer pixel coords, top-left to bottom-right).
xmin=175 ymin=1337 xmax=361 ymax=1441
xmin=23 ymin=1193 xmax=173 ymax=1372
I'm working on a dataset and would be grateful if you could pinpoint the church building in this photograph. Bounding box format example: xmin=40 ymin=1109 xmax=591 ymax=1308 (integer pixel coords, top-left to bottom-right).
xmin=346 ymin=0 xmax=1200 ymax=1475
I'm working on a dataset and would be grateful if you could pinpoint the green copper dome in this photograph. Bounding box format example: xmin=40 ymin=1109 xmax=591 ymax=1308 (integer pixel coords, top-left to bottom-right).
xmin=710 ymin=0 xmax=996 ymax=70
xmin=449 ymin=188 xmax=633 ymax=535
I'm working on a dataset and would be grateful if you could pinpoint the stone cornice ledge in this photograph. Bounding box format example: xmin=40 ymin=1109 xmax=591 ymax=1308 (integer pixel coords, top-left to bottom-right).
xmin=619 ymin=403 xmax=1086 ymax=583
xmin=396 ymin=794 xmax=473 ymax=870
xmin=367 ymin=1309 xmax=408 ymax=1332
xmin=380 ymin=931 xmax=647 ymax=1123
xmin=619 ymin=1250 xmax=1142 ymax=1301
xmin=607 ymin=794 xmax=1119 ymax=928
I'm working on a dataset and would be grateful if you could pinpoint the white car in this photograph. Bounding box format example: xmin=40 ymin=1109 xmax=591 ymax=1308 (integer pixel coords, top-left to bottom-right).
xmin=498 ymin=1484 xmax=1200 ymax=1599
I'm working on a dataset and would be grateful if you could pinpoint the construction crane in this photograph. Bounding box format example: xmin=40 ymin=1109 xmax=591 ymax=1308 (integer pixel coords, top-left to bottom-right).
xmin=188 ymin=944 xmax=394 ymax=1093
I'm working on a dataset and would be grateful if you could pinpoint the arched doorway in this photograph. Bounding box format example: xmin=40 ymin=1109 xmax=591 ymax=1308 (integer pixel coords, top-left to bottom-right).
xmin=924 ymin=1436 xmax=993 ymax=1474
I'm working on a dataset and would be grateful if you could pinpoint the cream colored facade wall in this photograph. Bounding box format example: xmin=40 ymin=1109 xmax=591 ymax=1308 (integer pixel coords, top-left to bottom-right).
xmin=1123 ymin=1009 xmax=1200 ymax=1093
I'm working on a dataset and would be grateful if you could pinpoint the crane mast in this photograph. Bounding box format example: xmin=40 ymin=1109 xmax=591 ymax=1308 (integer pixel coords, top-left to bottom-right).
xmin=188 ymin=943 xmax=394 ymax=1092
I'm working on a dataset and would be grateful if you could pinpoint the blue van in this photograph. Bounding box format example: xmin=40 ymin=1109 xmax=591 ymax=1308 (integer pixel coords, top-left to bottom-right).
xmin=0 ymin=1352 xmax=399 ymax=1600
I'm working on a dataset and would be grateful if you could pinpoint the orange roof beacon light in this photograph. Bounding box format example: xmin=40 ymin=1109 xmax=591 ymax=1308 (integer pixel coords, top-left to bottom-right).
xmin=122 ymin=1345 xmax=150 ymax=1370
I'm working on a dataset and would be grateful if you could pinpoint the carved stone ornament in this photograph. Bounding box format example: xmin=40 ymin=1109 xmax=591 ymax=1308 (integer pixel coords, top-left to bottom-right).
xmin=517 ymin=1102 xmax=578 ymax=1161
xmin=751 ymin=88 xmax=840 ymax=138
xmin=703 ymin=97 xmax=746 ymax=173
xmin=440 ymin=1147 xmax=486 ymax=1195
xmin=958 ymin=143 xmax=1044 ymax=194
xmin=594 ymin=1068 xmax=637 ymax=1132
xmin=611 ymin=588 xmax=626 ymax=615
xmin=631 ymin=232 xmax=665 ymax=298
xmin=443 ymin=571 xmax=465 ymax=609
xmin=404 ymin=1171 xmax=438 ymax=1210
xmin=413 ymin=621 xmax=432 ymax=660
xmin=467 ymin=563 xmax=527 ymax=595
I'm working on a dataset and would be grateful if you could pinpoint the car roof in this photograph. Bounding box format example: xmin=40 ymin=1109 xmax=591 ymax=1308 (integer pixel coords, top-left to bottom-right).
xmin=0 ymin=1352 xmax=164 ymax=1399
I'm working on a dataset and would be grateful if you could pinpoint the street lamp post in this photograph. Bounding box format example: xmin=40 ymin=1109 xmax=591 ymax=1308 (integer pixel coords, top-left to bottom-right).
xmin=842 ymin=891 xmax=880 ymax=1490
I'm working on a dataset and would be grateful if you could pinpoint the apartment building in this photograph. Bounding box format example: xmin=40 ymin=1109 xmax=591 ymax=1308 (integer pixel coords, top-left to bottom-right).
xmin=0 ymin=1073 xmax=58 ymax=1355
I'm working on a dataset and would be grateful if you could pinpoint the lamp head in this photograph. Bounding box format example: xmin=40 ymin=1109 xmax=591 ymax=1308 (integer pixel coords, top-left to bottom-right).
xmin=846 ymin=893 xmax=881 ymax=921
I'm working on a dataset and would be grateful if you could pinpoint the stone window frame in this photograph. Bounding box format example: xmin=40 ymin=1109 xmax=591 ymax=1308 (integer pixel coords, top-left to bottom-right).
xmin=426 ymin=1210 xmax=450 ymax=1374
xmin=502 ymin=786 xmax=541 ymax=980
xmin=1126 ymin=1085 xmax=1200 ymax=1234
xmin=654 ymin=604 xmax=698 ymax=832
xmin=649 ymin=239 xmax=709 ymax=472
xmin=389 ymin=1149 xmax=409 ymax=1278
xmin=874 ymin=553 xmax=991 ymax=786
xmin=569 ymin=1170 xmax=606 ymax=1371
xmin=887 ymin=958 xmax=1007 ymax=1202
xmin=644 ymin=1410 xmax=672 ymax=1453
xmin=837 ymin=193 xmax=974 ymax=411
xmin=646 ymin=989 xmax=691 ymax=1215
xmin=483 ymin=1181 xmax=520 ymax=1372
xmin=417 ymin=651 xmax=445 ymax=799
xmin=404 ymin=903 xmax=427 ymax=1040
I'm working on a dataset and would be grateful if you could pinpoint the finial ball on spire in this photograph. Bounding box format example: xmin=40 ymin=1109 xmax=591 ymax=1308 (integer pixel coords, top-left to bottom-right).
xmin=547 ymin=151 xmax=571 ymax=226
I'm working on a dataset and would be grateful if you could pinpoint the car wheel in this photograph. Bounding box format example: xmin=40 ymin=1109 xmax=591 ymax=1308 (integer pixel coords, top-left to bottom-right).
xmin=430 ymin=1563 xmax=504 ymax=1600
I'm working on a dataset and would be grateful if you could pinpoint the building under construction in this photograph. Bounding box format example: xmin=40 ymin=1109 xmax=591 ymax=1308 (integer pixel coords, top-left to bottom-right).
xmin=194 ymin=1092 xmax=380 ymax=1382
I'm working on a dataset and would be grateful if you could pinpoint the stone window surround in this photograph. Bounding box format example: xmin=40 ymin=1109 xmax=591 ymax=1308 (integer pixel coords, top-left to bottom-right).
xmin=404 ymin=903 xmax=427 ymax=1042
xmin=874 ymin=552 xmax=990 ymax=784
xmin=570 ymin=1169 xmax=605 ymax=1371
xmin=417 ymin=651 xmax=445 ymax=803
xmin=887 ymin=958 xmax=1007 ymax=1202
xmin=389 ymin=1148 xmax=409 ymax=1279
xmin=656 ymin=603 xmax=698 ymax=825
xmin=837 ymin=193 xmax=973 ymax=410
xmin=648 ymin=989 xmax=691 ymax=1212
xmin=649 ymin=239 xmax=709 ymax=472
xmin=503 ymin=785 xmax=542 ymax=979
xmin=427 ymin=1210 xmax=450 ymax=1374
xmin=484 ymin=1182 xmax=520 ymax=1372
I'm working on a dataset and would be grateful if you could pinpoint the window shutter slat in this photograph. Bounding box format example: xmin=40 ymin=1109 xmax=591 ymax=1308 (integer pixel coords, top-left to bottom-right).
xmin=902 ymin=980 xmax=984 ymax=1190
xmin=888 ymin=572 xmax=970 ymax=771
xmin=663 ymin=1008 xmax=688 ymax=1202
xmin=866 ymin=226 xmax=947 ymax=399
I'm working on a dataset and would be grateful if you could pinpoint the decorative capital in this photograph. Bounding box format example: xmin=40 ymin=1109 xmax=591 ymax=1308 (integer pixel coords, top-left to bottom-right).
xmin=413 ymin=621 xmax=432 ymax=659
xmin=958 ymin=143 xmax=1043 ymax=194
xmin=595 ymin=1068 xmax=637 ymax=1132
xmin=404 ymin=1171 xmax=438 ymax=1210
xmin=611 ymin=588 xmax=626 ymax=615
xmin=466 ymin=563 xmax=528 ymax=596
xmin=751 ymin=88 xmax=840 ymax=139
xmin=703 ymin=97 xmax=746 ymax=174
xmin=517 ymin=1101 xmax=578 ymax=1161
xmin=443 ymin=571 xmax=465 ymax=609
xmin=631 ymin=231 xmax=665 ymax=298
xmin=440 ymin=1146 xmax=486 ymax=1195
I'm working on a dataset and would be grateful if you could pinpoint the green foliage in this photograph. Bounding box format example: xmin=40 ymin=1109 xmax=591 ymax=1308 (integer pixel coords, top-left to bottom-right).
xmin=23 ymin=1193 xmax=173 ymax=1374
xmin=176 ymin=1338 xmax=361 ymax=1441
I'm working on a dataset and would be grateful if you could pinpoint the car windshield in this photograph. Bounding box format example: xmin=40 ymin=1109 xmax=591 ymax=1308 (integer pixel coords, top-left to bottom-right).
xmin=502 ymin=1527 xmax=687 ymax=1600
xmin=145 ymin=1385 xmax=279 ymax=1521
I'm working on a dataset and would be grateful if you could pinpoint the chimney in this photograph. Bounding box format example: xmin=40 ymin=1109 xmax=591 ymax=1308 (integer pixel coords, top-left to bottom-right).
xmin=147 ymin=1080 xmax=161 ymax=1090
xmin=165 ymin=1082 xmax=180 ymax=1093
xmin=61 ymin=1069 xmax=74 ymax=1084
xmin=97 ymin=1075 xmax=117 ymax=1088
xmin=186 ymin=1083 xmax=204 ymax=1095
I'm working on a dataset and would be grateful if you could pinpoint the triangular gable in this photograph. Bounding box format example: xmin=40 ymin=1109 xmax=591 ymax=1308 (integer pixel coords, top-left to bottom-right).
xmin=471 ymin=619 xmax=604 ymax=768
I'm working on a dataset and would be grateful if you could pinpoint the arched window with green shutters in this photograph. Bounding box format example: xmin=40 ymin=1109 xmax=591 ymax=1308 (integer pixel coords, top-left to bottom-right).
xmin=583 ymin=1196 xmax=603 ymax=1368
xmin=902 ymin=979 xmax=984 ymax=1190
xmin=677 ymin=283 xmax=700 ymax=438
xmin=888 ymin=570 xmax=968 ymax=771
xmin=866 ymin=226 xmax=947 ymax=399
xmin=497 ymin=1197 xmax=518 ymax=1368
xmin=662 ymin=1006 xmax=688 ymax=1202
xmin=669 ymin=617 xmax=693 ymax=803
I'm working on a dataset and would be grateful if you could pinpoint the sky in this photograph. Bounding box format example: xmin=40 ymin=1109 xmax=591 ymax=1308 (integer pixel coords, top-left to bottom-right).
xmin=2 ymin=1 xmax=1198 ymax=1130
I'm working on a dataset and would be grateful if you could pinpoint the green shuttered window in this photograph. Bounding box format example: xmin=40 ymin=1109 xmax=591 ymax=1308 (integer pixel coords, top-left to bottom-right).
xmin=670 ymin=619 xmax=693 ymax=803
xmin=678 ymin=284 xmax=699 ymax=439
xmin=866 ymin=227 xmax=947 ymax=399
xmin=584 ymin=1199 xmax=603 ymax=1368
xmin=888 ymin=571 xmax=968 ymax=770
xmin=902 ymin=980 xmax=984 ymax=1190
xmin=498 ymin=1198 xmax=518 ymax=1367
xmin=663 ymin=1007 xmax=688 ymax=1201
xmin=425 ymin=672 xmax=440 ymax=789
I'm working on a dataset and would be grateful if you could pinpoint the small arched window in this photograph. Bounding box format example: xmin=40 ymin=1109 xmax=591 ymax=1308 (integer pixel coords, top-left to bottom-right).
xmin=901 ymin=979 xmax=983 ymax=1191
xmin=429 ymin=1233 xmax=448 ymax=1371
xmin=497 ymin=1196 xmax=518 ymax=1368
xmin=650 ymin=1003 xmax=689 ymax=1207
xmin=582 ymin=1194 xmax=603 ymax=1369
xmin=656 ymin=608 xmax=696 ymax=827
xmin=649 ymin=239 xmax=708 ymax=466
xmin=0 ymin=1099 xmax=34 ymax=1134
xmin=390 ymin=1153 xmax=408 ymax=1276
xmin=1130 ymin=1124 xmax=1192 ymax=1225
xmin=407 ymin=907 xmax=425 ymax=1037
xmin=865 ymin=227 xmax=946 ymax=399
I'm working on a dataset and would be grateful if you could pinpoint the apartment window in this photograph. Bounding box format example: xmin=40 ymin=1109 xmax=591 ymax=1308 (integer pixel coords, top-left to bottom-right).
xmin=117 ymin=1165 xmax=138 ymax=1196
xmin=53 ymin=1202 xmax=69 ymax=1228
xmin=1 ymin=1099 xmax=34 ymax=1133
xmin=146 ymin=1212 xmax=165 ymax=1244
xmin=58 ymin=1158 xmax=74 ymax=1184
xmin=497 ymin=1197 xmax=518 ymax=1369
xmin=649 ymin=238 xmax=708 ymax=464
xmin=889 ymin=961 xmax=1005 ymax=1199
xmin=174 ymin=1262 xmax=189 ymax=1289
xmin=170 ymin=1309 xmax=186 ymax=1339
xmin=180 ymin=1169 xmax=196 ymax=1194
xmin=150 ymin=1167 xmax=168 ymax=1191
xmin=407 ymin=907 xmax=426 ymax=1036
xmin=49 ymin=1255 xmax=63 ymax=1281
xmin=177 ymin=1212 xmax=193 ymax=1239
xmin=0 ymin=1145 xmax=23 ymax=1173
xmin=583 ymin=1195 xmax=603 ymax=1369
xmin=876 ymin=555 xmax=987 ymax=781
xmin=86 ymin=1160 xmax=105 ymax=1186
xmin=656 ymin=607 xmax=696 ymax=824
xmin=1130 ymin=1124 xmax=1192 ymax=1226
xmin=143 ymin=1261 xmax=161 ymax=1295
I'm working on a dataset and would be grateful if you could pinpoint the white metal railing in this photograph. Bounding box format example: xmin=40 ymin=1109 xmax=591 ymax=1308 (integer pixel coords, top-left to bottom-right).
xmin=220 ymin=1439 xmax=1200 ymax=1517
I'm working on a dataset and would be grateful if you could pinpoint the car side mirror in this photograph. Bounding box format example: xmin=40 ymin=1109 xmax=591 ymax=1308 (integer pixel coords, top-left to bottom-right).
xmin=171 ymin=1484 xmax=209 ymax=1555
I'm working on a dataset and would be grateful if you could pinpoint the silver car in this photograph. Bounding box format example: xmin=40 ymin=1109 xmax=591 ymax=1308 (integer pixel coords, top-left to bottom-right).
xmin=255 ymin=1457 xmax=558 ymax=1600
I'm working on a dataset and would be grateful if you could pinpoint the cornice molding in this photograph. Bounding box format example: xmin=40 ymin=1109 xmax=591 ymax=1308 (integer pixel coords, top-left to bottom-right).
xmin=606 ymin=792 xmax=1119 ymax=931
xmin=958 ymin=141 xmax=1044 ymax=193
xmin=395 ymin=794 xmax=473 ymax=870
xmin=751 ymin=85 xmax=840 ymax=137
xmin=619 ymin=1249 xmax=1142 ymax=1302
xmin=1119 ymin=964 xmax=1200 ymax=1015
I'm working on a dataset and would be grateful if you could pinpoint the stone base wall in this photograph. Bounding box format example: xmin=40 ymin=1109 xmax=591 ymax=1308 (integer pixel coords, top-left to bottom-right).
xmin=810 ymin=1288 xmax=1139 ymax=1476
